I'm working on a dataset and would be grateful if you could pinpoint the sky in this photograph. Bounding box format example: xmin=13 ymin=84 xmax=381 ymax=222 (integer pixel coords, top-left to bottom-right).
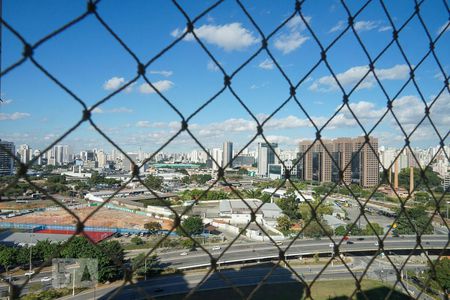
xmin=1 ymin=0 xmax=449 ymax=154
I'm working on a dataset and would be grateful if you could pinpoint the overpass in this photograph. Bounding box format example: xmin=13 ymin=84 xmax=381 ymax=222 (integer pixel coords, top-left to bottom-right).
xmin=152 ymin=235 xmax=449 ymax=270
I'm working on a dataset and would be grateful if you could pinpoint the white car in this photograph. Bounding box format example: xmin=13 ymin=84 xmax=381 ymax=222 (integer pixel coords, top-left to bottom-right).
xmin=40 ymin=276 xmax=52 ymax=282
xmin=211 ymin=246 xmax=221 ymax=251
xmin=180 ymin=252 xmax=188 ymax=256
xmin=24 ymin=271 xmax=35 ymax=276
xmin=374 ymin=241 xmax=379 ymax=246
xmin=273 ymin=241 xmax=283 ymax=246
xmin=329 ymin=243 xmax=334 ymax=248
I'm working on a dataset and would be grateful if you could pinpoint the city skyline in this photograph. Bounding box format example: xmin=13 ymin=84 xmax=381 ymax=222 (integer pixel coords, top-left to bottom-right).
xmin=1 ymin=1 xmax=449 ymax=151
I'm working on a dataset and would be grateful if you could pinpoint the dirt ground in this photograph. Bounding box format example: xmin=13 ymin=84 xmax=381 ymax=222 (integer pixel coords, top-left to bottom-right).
xmin=4 ymin=206 xmax=173 ymax=230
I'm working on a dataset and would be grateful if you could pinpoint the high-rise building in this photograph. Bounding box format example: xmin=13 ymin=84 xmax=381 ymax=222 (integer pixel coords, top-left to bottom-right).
xmin=0 ymin=140 xmax=15 ymax=176
xmin=18 ymin=144 xmax=32 ymax=164
xmin=297 ymin=137 xmax=379 ymax=187
xmin=222 ymin=141 xmax=233 ymax=168
xmin=257 ymin=142 xmax=279 ymax=176
xmin=211 ymin=148 xmax=223 ymax=170
xmin=53 ymin=145 xmax=71 ymax=165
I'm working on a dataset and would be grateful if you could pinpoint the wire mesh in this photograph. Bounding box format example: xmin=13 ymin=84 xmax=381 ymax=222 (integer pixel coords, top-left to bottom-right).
xmin=0 ymin=0 xmax=449 ymax=299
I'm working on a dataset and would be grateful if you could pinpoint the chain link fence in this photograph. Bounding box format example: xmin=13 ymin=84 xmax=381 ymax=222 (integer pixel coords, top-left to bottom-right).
xmin=0 ymin=0 xmax=449 ymax=299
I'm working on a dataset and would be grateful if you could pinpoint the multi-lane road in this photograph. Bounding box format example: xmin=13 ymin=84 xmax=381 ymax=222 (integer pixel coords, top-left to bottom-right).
xmin=147 ymin=235 xmax=448 ymax=270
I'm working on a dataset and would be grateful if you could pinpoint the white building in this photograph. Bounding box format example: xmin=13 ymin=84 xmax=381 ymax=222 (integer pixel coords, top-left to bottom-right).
xmin=219 ymin=199 xmax=282 ymax=226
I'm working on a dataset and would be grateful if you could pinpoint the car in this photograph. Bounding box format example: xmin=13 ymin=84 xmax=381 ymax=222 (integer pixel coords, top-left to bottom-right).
xmin=24 ymin=271 xmax=35 ymax=276
xmin=180 ymin=252 xmax=188 ymax=256
xmin=329 ymin=243 xmax=334 ymax=248
xmin=154 ymin=288 xmax=163 ymax=293
xmin=357 ymin=237 xmax=364 ymax=241
xmin=40 ymin=276 xmax=52 ymax=282
xmin=273 ymin=241 xmax=283 ymax=246
xmin=374 ymin=241 xmax=379 ymax=246
xmin=346 ymin=241 xmax=354 ymax=245
xmin=211 ymin=246 xmax=221 ymax=251
xmin=343 ymin=236 xmax=349 ymax=241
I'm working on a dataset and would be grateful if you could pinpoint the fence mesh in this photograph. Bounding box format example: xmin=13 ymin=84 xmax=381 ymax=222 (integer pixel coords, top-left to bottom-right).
xmin=0 ymin=0 xmax=449 ymax=299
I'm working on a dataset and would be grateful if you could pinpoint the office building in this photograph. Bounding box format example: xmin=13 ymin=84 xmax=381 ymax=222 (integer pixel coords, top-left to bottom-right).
xmin=0 ymin=140 xmax=15 ymax=176
xmin=297 ymin=137 xmax=379 ymax=187
xmin=257 ymin=142 xmax=279 ymax=176
xmin=222 ymin=141 xmax=233 ymax=168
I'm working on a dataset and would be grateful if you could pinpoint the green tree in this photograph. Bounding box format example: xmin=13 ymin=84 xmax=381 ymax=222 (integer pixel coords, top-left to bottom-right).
xmin=181 ymin=238 xmax=195 ymax=249
xmin=396 ymin=206 xmax=433 ymax=234
xmin=276 ymin=194 xmax=301 ymax=221
xmin=33 ymin=240 xmax=59 ymax=262
xmin=302 ymin=220 xmax=333 ymax=238
xmin=0 ymin=246 xmax=16 ymax=272
xmin=144 ymin=175 xmax=163 ymax=190
xmin=132 ymin=253 xmax=160 ymax=278
xmin=334 ymin=225 xmax=347 ymax=236
xmin=363 ymin=223 xmax=384 ymax=236
xmin=177 ymin=216 xmax=204 ymax=236
xmin=131 ymin=236 xmax=144 ymax=245
xmin=299 ymin=201 xmax=333 ymax=221
xmin=398 ymin=167 xmax=442 ymax=190
xmin=144 ymin=222 xmax=162 ymax=232
xmin=276 ymin=215 xmax=292 ymax=232
xmin=431 ymin=258 xmax=450 ymax=292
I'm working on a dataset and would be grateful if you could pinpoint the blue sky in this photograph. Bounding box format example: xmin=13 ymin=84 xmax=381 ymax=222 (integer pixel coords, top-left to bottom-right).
xmin=1 ymin=0 xmax=449 ymax=153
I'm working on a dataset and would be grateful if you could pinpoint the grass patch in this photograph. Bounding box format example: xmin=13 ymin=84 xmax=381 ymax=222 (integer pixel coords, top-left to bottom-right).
xmin=156 ymin=280 xmax=411 ymax=300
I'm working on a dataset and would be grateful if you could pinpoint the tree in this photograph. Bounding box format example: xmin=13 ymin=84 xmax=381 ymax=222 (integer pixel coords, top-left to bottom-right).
xmin=398 ymin=167 xmax=442 ymax=190
xmin=0 ymin=246 xmax=16 ymax=272
xmin=144 ymin=222 xmax=162 ymax=232
xmin=334 ymin=225 xmax=347 ymax=236
xmin=144 ymin=175 xmax=163 ymax=190
xmin=132 ymin=253 xmax=160 ymax=278
xmin=432 ymin=258 xmax=450 ymax=292
xmin=131 ymin=236 xmax=144 ymax=245
xmin=177 ymin=216 xmax=204 ymax=236
xmin=396 ymin=206 xmax=433 ymax=234
xmin=275 ymin=194 xmax=301 ymax=221
xmin=363 ymin=223 xmax=384 ymax=236
xmin=299 ymin=201 xmax=333 ymax=222
xmin=276 ymin=215 xmax=292 ymax=232
xmin=302 ymin=220 xmax=333 ymax=238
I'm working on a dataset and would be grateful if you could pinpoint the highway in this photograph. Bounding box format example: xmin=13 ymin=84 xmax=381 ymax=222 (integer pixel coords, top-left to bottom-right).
xmin=148 ymin=235 xmax=449 ymax=270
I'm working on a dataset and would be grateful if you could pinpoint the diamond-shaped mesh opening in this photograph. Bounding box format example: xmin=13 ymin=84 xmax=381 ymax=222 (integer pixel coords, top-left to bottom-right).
xmin=0 ymin=0 xmax=449 ymax=299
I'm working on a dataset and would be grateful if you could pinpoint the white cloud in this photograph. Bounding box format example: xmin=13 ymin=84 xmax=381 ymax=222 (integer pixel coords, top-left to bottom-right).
xmin=136 ymin=121 xmax=151 ymax=128
xmin=170 ymin=28 xmax=182 ymax=38
xmin=0 ymin=112 xmax=31 ymax=121
xmin=172 ymin=23 xmax=259 ymax=51
xmin=274 ymin=31 xmax=309 ymax=54
xmin=437 ymin=21 xmax=449 ymax=34
xmin=378 ymin=25 xmax=392 ymax=32
xmin=149 ymin=70 xmax=173 ymax=77
xmin=92 ymin=107 xmax=133 ymax=114
xmin=103 ymin=76 xmax=125 ymax=90
xmin=207 ymin=60 xmax=220 ymax=72
xmin=354 ymin=21 xmax=378 ymax=32
xmin=329 ymin=20 xmax=380 ymax=33
xmin=286 ymin=15 xmax=311 ymax=31
xmin=258 ymin=59 xmax=274 ymax=70
xmin=0 ymin=99 xmax=12 ymax=105
xmin=329 ymin=21 xmax=345 ymax=33
xmin=274 ymin=16 xmax=310 ymax=54
xmin=139 ymin=80 xmax=174 ymax=94
xmin=309 ymin=64 xmax=409 ymax=92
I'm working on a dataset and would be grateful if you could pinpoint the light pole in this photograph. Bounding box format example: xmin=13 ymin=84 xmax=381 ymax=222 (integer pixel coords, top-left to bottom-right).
xmin=144 ymin=258 xmax=147 ymax=281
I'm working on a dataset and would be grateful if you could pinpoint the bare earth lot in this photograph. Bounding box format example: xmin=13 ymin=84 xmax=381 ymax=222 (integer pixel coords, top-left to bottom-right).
xmin=4 ymin=206 xmax=174 ymax=230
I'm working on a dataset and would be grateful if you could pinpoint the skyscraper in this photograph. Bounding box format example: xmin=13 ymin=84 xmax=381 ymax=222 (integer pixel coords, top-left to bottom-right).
xmin=257 ymin=142 xmax=279 ymax=176
xmin=0 ymin=140 xmax=15 ymax=176
xmin=297 ymin=137 xmax=379 ymax=187
xmin=18 ymin=144 xmax=32 ymax=164
xmin=211 ymin=148 xmax=223 ymax=170
xmin=222 ymin=141 xmax=233 ymax=168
